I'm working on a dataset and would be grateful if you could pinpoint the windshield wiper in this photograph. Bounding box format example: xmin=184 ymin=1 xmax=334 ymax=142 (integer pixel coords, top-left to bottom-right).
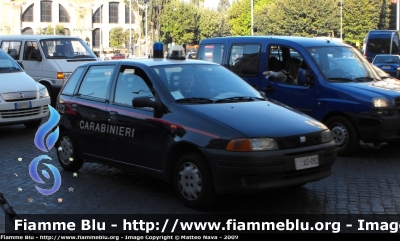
xmin=0 ymin=67 xmax=21 ymax=72
xmin=353 ymin=77 xmax=376 ymax=82
xmin=214 ymin=96 xmax=265 ymax=103
xmin=327 ymin=77 xmax=353 ymax=82
xmin=72 ymin=55 xmax=95 ymax=58
xmin=176 ymin=97 xmax=214 ymax=103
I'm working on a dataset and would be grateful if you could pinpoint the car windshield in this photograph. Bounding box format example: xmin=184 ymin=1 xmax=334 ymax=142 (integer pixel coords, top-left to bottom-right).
xmin=40 ymin=38 xmax=96 ymax=59
xmin=373 ymin=55 xmax=400 ymax=64
xmin=151 ymin=64 xmax=264 ymax=103
xmin=0 ymin=49 xmax=22 ymax=73
xmin=307 ymin=46 xmax=380 ymax=83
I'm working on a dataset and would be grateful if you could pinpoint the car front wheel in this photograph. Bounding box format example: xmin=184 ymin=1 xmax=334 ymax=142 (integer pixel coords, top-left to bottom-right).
xmin=56 ymin=131 xmax=84 ymax=172
xmin=173 ymin=153 xmax=216 ymax=209
xmin=326 ymin=116 xmax=359 ymax=156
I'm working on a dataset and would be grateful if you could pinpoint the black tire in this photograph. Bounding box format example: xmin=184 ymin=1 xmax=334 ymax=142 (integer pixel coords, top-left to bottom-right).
xmin=173 ymin=153 xmax=216 ymax=209
xmin=56 ymin=131 xmax=84 ymax=172
xmin=24 ymin=119 xmax=42 ymax=128
xmin=325 ymin=116 xmax=359 ymax=156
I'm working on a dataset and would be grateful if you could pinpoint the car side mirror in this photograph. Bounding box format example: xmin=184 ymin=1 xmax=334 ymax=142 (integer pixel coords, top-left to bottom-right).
xmin=132 ymin=96 xmax=161 ymax=111
xmin=306 ymin=73 xmax=315 ymax=85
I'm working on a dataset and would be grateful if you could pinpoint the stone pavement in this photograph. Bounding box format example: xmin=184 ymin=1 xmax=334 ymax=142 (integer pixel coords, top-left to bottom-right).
xmin=1 ymin=124 xmax=400 ymax=233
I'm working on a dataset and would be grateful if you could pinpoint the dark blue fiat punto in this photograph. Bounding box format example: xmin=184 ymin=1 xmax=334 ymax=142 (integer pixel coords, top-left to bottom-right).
xmin=55 ymin=51 xmax=336 ymax=209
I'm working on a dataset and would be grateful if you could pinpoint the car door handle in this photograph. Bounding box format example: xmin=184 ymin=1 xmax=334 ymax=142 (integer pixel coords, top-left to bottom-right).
xmin=108 ymin=111 xmax=117 ymax=122
xmin=71 ymin=103 xmax=78 ymax=111
xmin=263 ymin=85 xmax=275 ymax=93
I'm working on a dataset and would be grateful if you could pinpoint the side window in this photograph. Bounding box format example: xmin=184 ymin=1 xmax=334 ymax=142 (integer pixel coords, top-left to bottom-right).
xmin=77 ymin=66 xmax=114 ymax=101
xmin=228 ymin=44 xmax=260 ymax=76
xmin=267 ymin=45 xmax=309 ymax=85
xmin=197 ymin=44 xmax=224 ymax=64
xmin=114 ymin=67 xmax=155 ymax=107
xmin=0 ymin=41 xmax=22 ymax=60
xmin=61 ymin=67 xmax=86 ymax=96
xmin=24 ymin=41 xmax=40 ymax=61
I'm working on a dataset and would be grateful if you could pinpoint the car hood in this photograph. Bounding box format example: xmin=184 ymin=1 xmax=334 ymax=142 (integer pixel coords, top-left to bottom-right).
xmin=337 ymin=80 xmax=400 ymax=97
xmin=183 ymin=101 xmax=327 ymax=137
xmin=52 ymin=58 xmax=100 ymax=72
xmin=0 ymin=72 xmax=39 ymax=92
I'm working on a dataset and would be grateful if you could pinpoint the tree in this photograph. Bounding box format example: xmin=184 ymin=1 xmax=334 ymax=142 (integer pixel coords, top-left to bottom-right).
xmin=217 ymin=0 xmax=230 ymax=12
xmin=254 ymin=0 xmax=340 ymax=37
xmin=160 ymin=1 xmax=199 ymax=44
xmin=198 ymin=8 xmax=222 ymax=39
xmin=110 ymin=27 xmax=126 ymax=48
xmin=43 ymin=24 xmax=65 ymax=35
xmin=343 ymin=0 xmax=391 ymax=46
xmin=226 ymin=0 xmax=272 ymax=36
xmin=226 ymin=0 xmax=251 ymax=36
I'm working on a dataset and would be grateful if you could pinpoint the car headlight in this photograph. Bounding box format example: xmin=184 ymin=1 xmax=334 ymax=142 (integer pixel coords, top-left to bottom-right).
xmin=372 ymin=97 xmax=392 ymax=107
xmin=226 ymin=138 xmax=279 ymax=152
xmin=39 ymin=87 xmax=49 ymax=99
xmin=321 ymin=130 xmax=332 ymax=143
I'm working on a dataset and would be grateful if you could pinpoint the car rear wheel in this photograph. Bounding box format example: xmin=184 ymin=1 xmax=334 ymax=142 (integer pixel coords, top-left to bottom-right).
xmin=173 ymin=153 xmax=216 ymax=209
xmin=56 ymin=131 xmax=84 ymax=172
xmin=24 ymin=119 xmax=42 ymax=128
xmin=326 ymin=116 xmax=359 ymax=156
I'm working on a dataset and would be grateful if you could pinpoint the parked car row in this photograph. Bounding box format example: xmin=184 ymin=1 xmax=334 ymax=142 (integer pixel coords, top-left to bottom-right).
xmin=2 ymin=34 xmax=400 ymax=209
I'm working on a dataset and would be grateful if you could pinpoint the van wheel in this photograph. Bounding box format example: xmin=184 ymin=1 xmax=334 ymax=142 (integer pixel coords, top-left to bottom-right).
xmin=173 ymin=153 xmax=216 ymax=209
xmin=24 ymin=119 xmax=42 ymax=128
xmin=326 ymin=116 xmax=359 ymax=156
xmin=56 ymin=131 xmax=84 ymax=172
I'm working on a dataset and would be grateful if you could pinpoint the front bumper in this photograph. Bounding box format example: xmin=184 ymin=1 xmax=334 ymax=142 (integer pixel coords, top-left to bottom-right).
xmin=0 ymin=98 xmax=50 ymax=125
xmin=348 ymin=111 xmax=400 ymax=143
xmin=201 ymin=141 xmax=336 ymax=194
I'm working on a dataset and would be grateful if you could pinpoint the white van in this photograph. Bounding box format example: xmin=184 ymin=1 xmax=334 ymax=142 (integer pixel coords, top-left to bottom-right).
xmin=0 ymin=48 xmax=50 ymax=128
xmin=0 ymin=35 xmax=102 ymax=105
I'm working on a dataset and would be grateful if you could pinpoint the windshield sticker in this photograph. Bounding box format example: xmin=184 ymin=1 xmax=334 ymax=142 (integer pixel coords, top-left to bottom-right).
xmin=171 ymin=91 xmax=184 ymax=99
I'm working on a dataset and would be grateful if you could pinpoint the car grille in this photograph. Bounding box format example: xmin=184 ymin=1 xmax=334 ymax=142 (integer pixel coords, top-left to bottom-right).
xmin=274 ymin=131 xmax=322 ymax=149
xmin=1 ymin=91 xmax=37 ymax=101
xmin=393 ymin=97 xmax=400 ymax=107
xmin=0 ymin=106 xmax=47 ymax=119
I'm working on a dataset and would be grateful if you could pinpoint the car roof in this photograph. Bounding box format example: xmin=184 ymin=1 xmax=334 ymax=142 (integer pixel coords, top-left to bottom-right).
xmin=199 ymin=36 xmax=350 ymax=48
xmin=80 ymin=58 xmax=219 ymax=67
xmin=0 ymin=35 xmax=83 ymax=40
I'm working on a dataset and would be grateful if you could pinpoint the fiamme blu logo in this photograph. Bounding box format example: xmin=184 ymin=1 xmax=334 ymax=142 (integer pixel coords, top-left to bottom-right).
xmin=29 ymin=105 xmax=61 ymax=195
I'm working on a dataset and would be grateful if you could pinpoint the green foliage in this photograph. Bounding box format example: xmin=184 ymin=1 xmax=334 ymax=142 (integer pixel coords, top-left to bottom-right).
xmin=254 ymin=0 xmax=340 ymax=37
xmin=217 ymin=0 xmax=230 ymax=12
xmin=43 ymin=24 xmax=65 ymax=35
xmin=343 ymin=0 xmax=392 ymax=46
xmin=198 ymin=8 xmax=223 ymax=39
xmin=227 ymin=0 xmax=251 ymax=36
xmin=160 ymin=1 xmax=199 ymax=44
xmin=110 ymin=27 xmax=126 ymax=48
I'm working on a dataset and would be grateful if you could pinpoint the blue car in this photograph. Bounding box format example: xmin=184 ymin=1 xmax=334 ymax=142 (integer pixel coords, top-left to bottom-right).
xmin=372 ymin=54 xmax=400 ymax=77
xmin=197 ymin=36 xmax=400 ymax=156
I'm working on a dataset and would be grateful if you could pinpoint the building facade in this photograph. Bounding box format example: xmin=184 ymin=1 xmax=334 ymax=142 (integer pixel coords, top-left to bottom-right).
xmin=0 ymin=0 xmax=144 ymax=55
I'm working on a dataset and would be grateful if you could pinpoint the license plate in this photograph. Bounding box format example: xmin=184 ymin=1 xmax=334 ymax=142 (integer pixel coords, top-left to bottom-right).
xmin=382 ymin=66 xmax=391 ymax=69
xmin=294 ymin=155 xmax=319 ymax=170
xmin=14 ymin=101 xmax=31 ymax=109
